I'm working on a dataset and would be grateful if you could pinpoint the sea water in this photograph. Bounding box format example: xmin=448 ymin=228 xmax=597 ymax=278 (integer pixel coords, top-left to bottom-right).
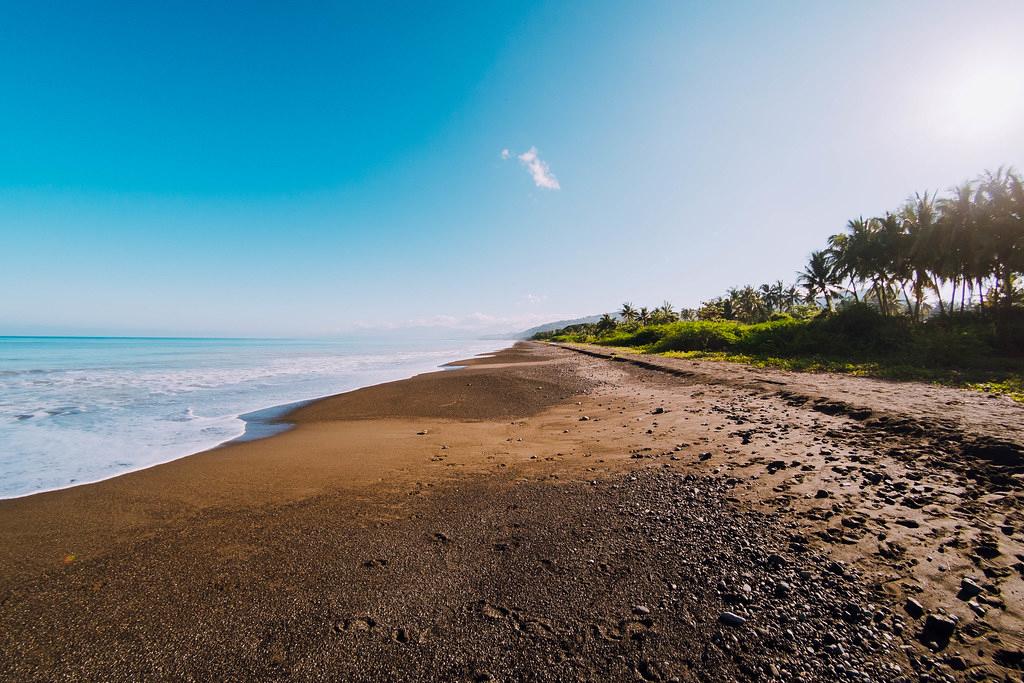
xmin=0 ymin=336 xmax=504 ymax=498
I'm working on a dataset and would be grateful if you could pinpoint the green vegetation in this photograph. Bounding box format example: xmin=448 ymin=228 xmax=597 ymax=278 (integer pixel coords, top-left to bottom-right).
xmin=533 ymin=167 xmax=1024 ymax=400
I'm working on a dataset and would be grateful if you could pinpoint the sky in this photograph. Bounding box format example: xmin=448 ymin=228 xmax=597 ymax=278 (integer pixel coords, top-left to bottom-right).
xmin=1 ymin=0 xmax=1023 ymax=338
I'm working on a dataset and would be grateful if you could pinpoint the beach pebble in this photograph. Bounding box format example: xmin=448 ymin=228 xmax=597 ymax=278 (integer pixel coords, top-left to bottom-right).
xmin=719 ymin=611 xmax=747 ymax=627
xmin=957 ymin=577 xmax=983 ymax=600
xmin=904 ymin=598 xmax=924 ymax=619
xmin=921 ymin=613 xmax=957 ymax=645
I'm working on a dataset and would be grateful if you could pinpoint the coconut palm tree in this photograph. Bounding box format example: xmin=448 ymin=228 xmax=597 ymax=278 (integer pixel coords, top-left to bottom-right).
xmin=638 ymin=307 xmax=651 ymax=326
xmin=758 ymin=282 xmax=787 ymax=314
xmin=729 ymin=286 xmax=766 ymax=323
xmin=870 ymin=213 xmax=909 ymax=316
xmin=974 ymin=167 xmax=1023 ymax=316
xmin=903 ymin=191 xmax=942 ymax=321
xmin=797 ymin=250 xmax=840 ymax=312
xmin=783 ymin=285 xmax=802 ymax=311
xmin=828 ymin=219 xmax=871 ymax=303
xmin=619 ymin=303 xmax=637 ymax=324
xmin=654 ymin=301 xmax=677 ymax=324
xmin=596 ymin=313 xmax=617 ymax=335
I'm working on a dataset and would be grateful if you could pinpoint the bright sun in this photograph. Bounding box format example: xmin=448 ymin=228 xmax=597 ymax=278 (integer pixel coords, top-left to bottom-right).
xmin=928 ymin=62 xmax=1024 ymax=142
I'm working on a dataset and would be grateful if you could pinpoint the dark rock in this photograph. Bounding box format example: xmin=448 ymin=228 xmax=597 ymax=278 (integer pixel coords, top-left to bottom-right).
xmin=944 ymin=655 xmax=967 ymax=671
xmin=994 ymin=649 xmax=1024 ymax=670
xmin=904 ymin=598 xmax=924 ymax=619
xmin=719 ymin=611 xmax=747 ymax=627
xmin=975 ymin=537 xmax=1001 ymax=559
xmin=920 ymin=613 xmax=957 ymax=648
xmin=840 ymin=602 xmax=864 ymax=623
xmin=957 ymin=577 xmax=983 ymax=600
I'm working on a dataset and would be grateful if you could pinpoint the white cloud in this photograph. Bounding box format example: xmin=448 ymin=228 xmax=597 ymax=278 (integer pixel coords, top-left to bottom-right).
xmin=524 ymin=293 xmax=547 ymax=304
xmin=501 ymin=146 xmax=560 ymax=190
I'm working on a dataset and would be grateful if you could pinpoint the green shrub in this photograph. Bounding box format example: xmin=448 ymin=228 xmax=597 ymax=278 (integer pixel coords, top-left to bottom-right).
xmin=646 ymin=321 xmax=743 ymax=352
xmin=545 ymin=305 xmax=1017 ymax=368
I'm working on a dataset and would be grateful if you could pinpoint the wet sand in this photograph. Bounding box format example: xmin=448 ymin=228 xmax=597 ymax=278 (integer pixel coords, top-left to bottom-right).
xmin=1 ymin=342 xmax=1022 ymax=681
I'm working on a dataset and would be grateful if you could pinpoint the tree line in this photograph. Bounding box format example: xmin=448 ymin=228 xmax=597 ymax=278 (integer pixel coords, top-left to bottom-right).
xmin=570 ymin=167 xmax=1023 ymax=337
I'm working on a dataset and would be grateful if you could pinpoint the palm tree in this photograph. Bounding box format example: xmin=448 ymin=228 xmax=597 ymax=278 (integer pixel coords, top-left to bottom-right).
xmin=783 ymin=285 xmax=802 ymax=311
xmin=596 ymin=313 xmax=617 ymax=335
xmin=638 ymin=307 xmax=651 ymax=326
xmin=729 ymin=286 xmax=766 ymax=323
xmin=758 ymin=283 xmax=779 ymax=314
xmin=903 ymin=191 xmax=941 ymax=321
xmin=828 ymin=220 xmax=869 ymax=303
xmin=770 ymin=281 xmax=787 ymax=312
xmin=974 ymin=167 xmax=1023 ymax=317
xmin=655 ymin=301 xmax=677 ymax=323
xmin=797 ymin=250 xmax=839 ymax=312
xmin=870 ymin=213 xmax=908 ymax=316
xmin=935 ymin=183 xmax=978 ymax=314
xmin=619 ymin=303 xmax=637 ymax=324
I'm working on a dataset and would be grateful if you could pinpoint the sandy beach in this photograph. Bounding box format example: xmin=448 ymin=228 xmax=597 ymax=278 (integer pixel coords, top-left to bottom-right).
xmin=2 ymin=341 xmax=1022 ymax=681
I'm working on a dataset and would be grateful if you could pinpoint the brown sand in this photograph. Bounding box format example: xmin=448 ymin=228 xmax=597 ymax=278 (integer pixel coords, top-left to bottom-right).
xmin=1 ymin=342 xmax=1022 ymax=681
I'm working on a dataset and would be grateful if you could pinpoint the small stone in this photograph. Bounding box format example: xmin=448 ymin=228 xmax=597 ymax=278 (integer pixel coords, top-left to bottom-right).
xmin=719 ymin=611 xmax=746 ymax=627
xmin=827 ymin=561 xmax=846 ymax=576
xmin=578 ymin=416 xmax=590 ymax=421
xmin=957 ymin=577 xmax=983 ymax=600
xmin=633 ymin=605 xmax=651 ymax=615
xmin=920 ymin=613 xmax=957 ymax=646
xmin=904 ymin=598 xmax=924 ymax=619
xmin=945 ymin=655 xmax=967 ymax=671
xmin=814 ymin=489 xmax=831 ymax=499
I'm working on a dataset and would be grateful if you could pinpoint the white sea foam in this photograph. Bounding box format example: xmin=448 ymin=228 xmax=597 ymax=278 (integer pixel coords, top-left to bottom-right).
xmin=0 ymin=337 xmax=506 ymax=498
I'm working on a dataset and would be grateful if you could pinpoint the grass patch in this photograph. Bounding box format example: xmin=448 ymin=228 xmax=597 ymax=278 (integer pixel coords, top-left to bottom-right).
xmin=965 ymin=377 xmax=1024 ymax=403
xmin=546 ymin=307 xmax=1024 ymax=402
xmin=594 ymin=346 xmax=1024 ymax=402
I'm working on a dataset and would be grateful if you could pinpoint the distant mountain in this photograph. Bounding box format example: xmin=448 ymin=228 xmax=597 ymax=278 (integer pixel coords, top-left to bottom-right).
xmin=511 ymin=314 xmax=605 ymax=340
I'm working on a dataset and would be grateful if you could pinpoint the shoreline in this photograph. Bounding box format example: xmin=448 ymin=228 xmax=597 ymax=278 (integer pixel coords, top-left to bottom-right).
xmin=2 ymin=341 xmax=1021 ymax=681
xmin=0 ymin=345 xmax=497 ymax=502
xmin=229 ymin=349 xmax=490 ymax=444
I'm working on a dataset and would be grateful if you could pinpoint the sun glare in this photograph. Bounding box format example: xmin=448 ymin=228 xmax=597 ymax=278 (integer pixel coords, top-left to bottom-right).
xmin=928 ymin=61 xmax=1024 ymax=141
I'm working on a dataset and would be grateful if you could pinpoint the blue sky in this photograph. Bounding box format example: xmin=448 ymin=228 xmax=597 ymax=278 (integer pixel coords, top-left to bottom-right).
xmin=2 ymin=1 xmax=1023 ymax=337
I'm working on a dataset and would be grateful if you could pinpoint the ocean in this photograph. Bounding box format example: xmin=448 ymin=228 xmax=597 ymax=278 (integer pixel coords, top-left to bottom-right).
xmin=0 ymin=336 xmax=504 ymax=498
